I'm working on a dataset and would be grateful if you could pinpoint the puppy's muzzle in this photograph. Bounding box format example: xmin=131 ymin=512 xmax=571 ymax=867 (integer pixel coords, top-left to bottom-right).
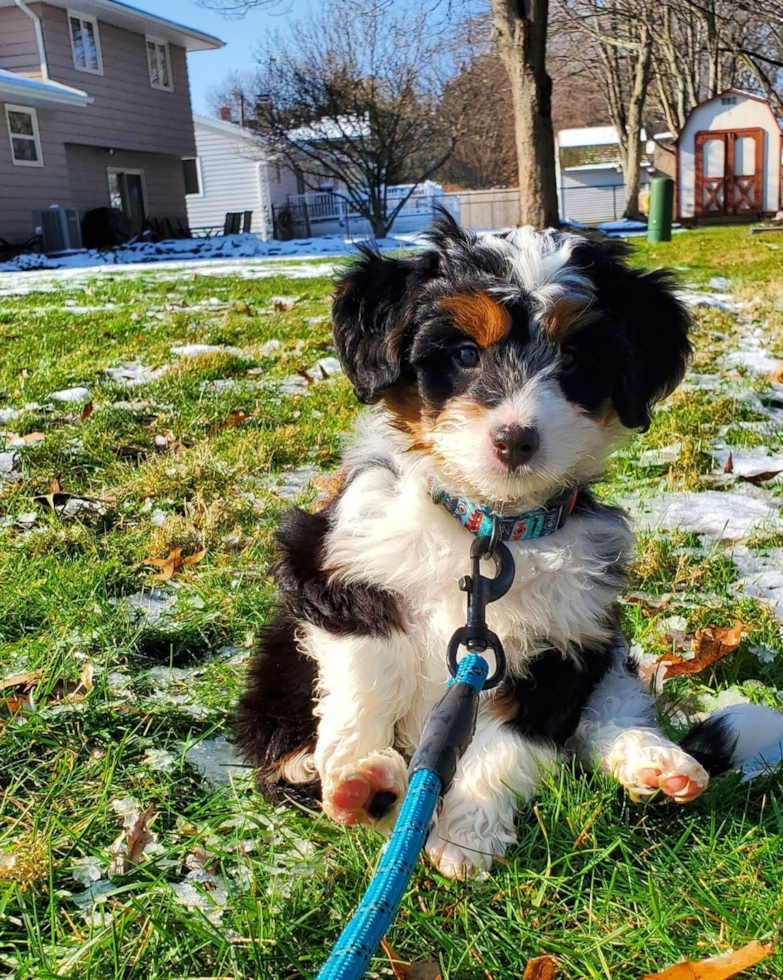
xmin=491 ymin=424 xmax=539 ymax=468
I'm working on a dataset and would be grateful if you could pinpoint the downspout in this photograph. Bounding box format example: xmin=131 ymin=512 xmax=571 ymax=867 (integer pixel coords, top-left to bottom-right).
xmin=14 ymin=0 xmax=49 ymax=83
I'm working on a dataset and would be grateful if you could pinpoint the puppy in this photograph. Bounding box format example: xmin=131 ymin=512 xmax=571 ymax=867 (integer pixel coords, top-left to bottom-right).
xmin=236 ymin=214 xmax=783 ymax=879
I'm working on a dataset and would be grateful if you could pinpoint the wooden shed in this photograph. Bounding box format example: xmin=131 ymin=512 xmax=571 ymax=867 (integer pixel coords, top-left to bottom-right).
xmin=677 ymin=89 xmax=783 ymax=220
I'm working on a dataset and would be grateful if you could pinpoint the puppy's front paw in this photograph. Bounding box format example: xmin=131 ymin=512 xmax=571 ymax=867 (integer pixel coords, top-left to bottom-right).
xmin=321 ymin=750 xmax=408 ymax=829
xmin=608 ymin=729 xmax=709 ymax=803
xmin=425 ymin=834 xmax=494 ymax=880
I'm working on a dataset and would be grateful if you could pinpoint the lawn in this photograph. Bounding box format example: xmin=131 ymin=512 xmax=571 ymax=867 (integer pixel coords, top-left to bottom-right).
xmin=0 ymin=225 xmax=781 ymax=980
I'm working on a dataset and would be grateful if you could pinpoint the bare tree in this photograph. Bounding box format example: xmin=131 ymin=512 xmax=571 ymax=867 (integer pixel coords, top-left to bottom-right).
xmin=553 ymin=0 xmax=655 ymax=218
xmin=491 ymin=0 xmax=559 ymax=228
xmin=245 ymin=1 xmax=461 ymax=238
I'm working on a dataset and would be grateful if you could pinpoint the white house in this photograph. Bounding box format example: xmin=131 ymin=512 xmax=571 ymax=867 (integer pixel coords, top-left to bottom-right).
xmin=676 ymin=89 xmax=783 ymax=220
xmin=185 ymin=114 xmax=282 ymax=239
xmin=555 ymin=125 xmax=652 ymax=224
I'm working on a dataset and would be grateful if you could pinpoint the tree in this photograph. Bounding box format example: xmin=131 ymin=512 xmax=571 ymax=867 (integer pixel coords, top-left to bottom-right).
xmin=245 ymin=1 xmax=461 ymax=238
xmin=552 ymin=0 xmax=656 ymax=219
xmin=491 ymin=0 xmax=560 ymax=228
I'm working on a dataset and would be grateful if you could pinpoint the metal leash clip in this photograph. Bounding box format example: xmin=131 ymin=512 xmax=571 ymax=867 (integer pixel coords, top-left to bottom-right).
xmin=446 ymin=516 xmax=515 ymax=690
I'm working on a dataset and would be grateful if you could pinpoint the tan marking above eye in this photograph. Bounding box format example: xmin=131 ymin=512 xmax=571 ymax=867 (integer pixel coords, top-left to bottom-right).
xmin=547 ymin=296 xmax=594 ymax=342
xmin=440 ymin=292 xmax=512 ymax=348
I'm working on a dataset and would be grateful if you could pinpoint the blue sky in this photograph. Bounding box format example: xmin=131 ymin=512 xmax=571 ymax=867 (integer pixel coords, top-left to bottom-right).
xmin=129 ymin=0 xmax=313 ymax=114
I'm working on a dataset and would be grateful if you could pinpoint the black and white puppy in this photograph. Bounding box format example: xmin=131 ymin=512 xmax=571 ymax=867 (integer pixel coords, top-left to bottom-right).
xmin=236 ymin=215 xmax=783 ymax=879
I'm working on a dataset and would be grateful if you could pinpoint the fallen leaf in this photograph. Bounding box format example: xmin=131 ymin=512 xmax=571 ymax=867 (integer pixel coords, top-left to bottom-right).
xmin=640 ymin=941 xmax=773 ymax=979
xmin=0 ymin=670 xmax=43 ymax=691
xmin=663 ymin=621 xmax=744 ymax=679
xmin=208 ymin=409 xmax=255 ymax=435
xmin=109 ymin=804 xmax=157 ymax=876
xmin=739 ymin=468 xmax=783 ymax=485
xmin=723 ymin=452 xmax=734 ymax=474
xmin=143 ymin=547 xmax=206 ymax=581
xmin=273 ymin=298 xmax=295 ymax=312
xmin=380 ymin=939 xmax=442 ymax=980
xmin=523 ymin=956 xmax=558 ymax=980
xmin=33 ymin=478 xmax=112 ymax=519
xmin=4 ymin=432 xmax=45 ymax=446
xmin=296 ymin=367 xmax=316 ymax=386
xmin=80 ymin=401 xmax=94 ymax=421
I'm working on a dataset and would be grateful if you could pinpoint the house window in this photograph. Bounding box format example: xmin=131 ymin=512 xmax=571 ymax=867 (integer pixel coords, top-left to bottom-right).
xmin=146 ymin=37 xmax=173 ymax=91
xmin=68 ymin=11 xmax=103 ymax=74
xmin=721 ymin=96 xmax=737 ymax=106
xmin=5 ymin=105 xmax=43 ymax=167
xmin=183 ymin=157 xmax=202 ymax=196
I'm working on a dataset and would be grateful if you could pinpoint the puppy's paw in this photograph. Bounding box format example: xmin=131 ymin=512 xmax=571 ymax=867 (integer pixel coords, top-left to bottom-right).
xmin=321 ymin=750 xmax=407 ymax=829
xmin=608 ymin=729 xmax=709 ymax=803
xmin=425 ymin=834 xmax=494 ymax=880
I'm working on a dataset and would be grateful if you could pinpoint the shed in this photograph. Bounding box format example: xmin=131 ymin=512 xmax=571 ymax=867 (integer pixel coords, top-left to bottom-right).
xmin=555 ymin=125 xmax=651 ymax=225
xmin=676 ymin=89 xmax=783 ymax=220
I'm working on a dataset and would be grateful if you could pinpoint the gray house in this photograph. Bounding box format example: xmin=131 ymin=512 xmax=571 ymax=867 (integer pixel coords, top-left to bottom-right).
xmin=0 ymin=0 xmax=223 ymax=244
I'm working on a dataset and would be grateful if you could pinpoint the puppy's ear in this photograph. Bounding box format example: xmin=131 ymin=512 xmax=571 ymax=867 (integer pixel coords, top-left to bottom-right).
xmin=332 ymin=246 xmax=435 ymax=404
xmin=575 ymin=239 xmax=692 ymax=430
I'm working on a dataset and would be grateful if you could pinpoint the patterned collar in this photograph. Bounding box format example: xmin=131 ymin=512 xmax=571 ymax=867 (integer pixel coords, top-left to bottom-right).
xmin=427 ymin=476 xmax=579 ymax=542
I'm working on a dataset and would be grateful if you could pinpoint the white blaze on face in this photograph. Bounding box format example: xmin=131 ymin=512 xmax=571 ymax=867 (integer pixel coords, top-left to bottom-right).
xmin=429 ymin=374 xmax=621 ymax=506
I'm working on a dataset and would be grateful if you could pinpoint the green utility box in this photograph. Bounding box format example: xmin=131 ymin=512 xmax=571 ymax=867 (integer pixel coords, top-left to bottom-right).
xmin=647 ymin=177 xmax=674 ymax=243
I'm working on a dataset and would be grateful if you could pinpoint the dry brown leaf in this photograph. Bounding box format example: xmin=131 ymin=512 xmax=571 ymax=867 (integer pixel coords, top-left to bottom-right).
xmin=274 ymin=298 xmax=295 ymax=312
xmin=739 ymin=468 xmax=783 ymax=485
xmin=523 ymin=956 xmax=558 ymax=980
xmin=380 ymin=940 xmax=442 ymax=980
xmin=109 ymin=804 xmax=157 ymax=876
xmin=640 ymin=941 xmax=773 ymax=979
xmin=143 ymin=547 xmax=206 ymax=581
xmin=772 ymin=361 xmax=783 ymax=384
xmin=296 ymin=367 xmax=316 ymax=386
xmin=663 ymin=621 xmax=744 ymax=679
xmin=723 ymin=452 xmax=734 ymax=474
xmin=5 ymin=432 xmax=45 ymax=446
xmin=208 ymin=409 xmax=255 ymax=435
xmin=0 ymin=670 xmax=43 ymax=692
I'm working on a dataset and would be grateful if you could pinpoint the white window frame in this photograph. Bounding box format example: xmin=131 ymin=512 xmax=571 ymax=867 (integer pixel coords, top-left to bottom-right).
xmin=146 ymin=36 xmax=173 ymax=92
xmin=5 ymin=104 xmax=43 ymax=168
xmin=183 ymin=156 xmax=203 ymax=197
xmin=68 ymin=10 xmax=104 ymax=75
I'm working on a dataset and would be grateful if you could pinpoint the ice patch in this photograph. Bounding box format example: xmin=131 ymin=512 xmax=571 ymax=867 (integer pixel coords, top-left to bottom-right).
xmin=677 ymin=289 xmax=747 ymax=313
xmin=171 ymin=343 xmax=247 ymax=359
xmin=105 ymin=363 xmax=168 ymax=386
xmin=732 ymin=544 xmax=783 ymax=619
xmin=47 ymin=386 xmax=91 ymax=404
xmin=264 ymin=464 xmax=323 ymax=501
xmin=629 ymin=489 xmax=782 ymax=541
xmin=0 ymin=451 xmax=20 ymax=483
xmin=709 ymin=448 xmax=783 ymax=480
xmin=182 ymin=737 xmax=249 ymax=787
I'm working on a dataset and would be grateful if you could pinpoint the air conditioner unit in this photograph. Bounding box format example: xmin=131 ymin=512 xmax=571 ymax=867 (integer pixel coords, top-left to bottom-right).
xmin=40 ymin=206 xmax=83 ymax=254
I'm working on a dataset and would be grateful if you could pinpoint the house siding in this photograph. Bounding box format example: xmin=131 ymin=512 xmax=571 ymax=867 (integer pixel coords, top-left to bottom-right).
xmin=0 ymin=101 xmax=73 ymax=240
xmin=186 ymin=121 xmax=269 ymax=236
xmin=39 ymin=3 xmax=197 ymax=159
xmin=0 ymin=4 xmax=41 ymax=74
xmin=65 ymin=144 xmax=189 ymax=221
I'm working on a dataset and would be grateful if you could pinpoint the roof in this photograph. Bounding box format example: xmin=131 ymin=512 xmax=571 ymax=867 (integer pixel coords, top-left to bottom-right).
xmin=557 ymin=125 xmax=649 ymax=148
xmin=676 ymin=88 xmax=783 ymax=143
xmin=0 ymin=68 xmax=91 ymax=108
xmin=0 ymin=0 xmax=224 ymax=52
xmin=194 ymin=114 xmax=267 ymax=143
xmin=288 ymin=115 xmax=369 ymax=142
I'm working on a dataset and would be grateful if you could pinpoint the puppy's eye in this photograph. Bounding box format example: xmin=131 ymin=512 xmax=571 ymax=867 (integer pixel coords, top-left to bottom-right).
xmin=455 ymin=346 xmax=480 ymax=368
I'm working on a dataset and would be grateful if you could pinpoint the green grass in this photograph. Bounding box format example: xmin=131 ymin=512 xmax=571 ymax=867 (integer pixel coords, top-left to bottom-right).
xmin=0 ymin=227 xmax=781 ymax=979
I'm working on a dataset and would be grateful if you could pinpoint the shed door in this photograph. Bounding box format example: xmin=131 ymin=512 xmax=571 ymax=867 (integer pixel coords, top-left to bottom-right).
xmin=695 ymin=128 xmax=764 ymax=216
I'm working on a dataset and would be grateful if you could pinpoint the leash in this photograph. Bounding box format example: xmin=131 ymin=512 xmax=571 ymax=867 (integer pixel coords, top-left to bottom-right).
xmin=317 ymin=528 xmax=515 ymax=980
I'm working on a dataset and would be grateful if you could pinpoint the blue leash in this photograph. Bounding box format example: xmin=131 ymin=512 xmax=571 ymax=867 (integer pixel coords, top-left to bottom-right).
xmin=317 ymin=534 xmax=515 ymax=980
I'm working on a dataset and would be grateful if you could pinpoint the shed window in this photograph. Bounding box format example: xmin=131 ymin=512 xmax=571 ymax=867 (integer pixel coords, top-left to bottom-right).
xmin=721 ymin=96 xmax=737 ymax=106
xmin=183 ymin=158 xmax=202 ymax=196
xmin=69 ymin=11 xmax=103 ymax=74
xmin=6 ymin=105 xmax=43 ymax=167
xmin=146 ymin=37 xmax=173 ymax=92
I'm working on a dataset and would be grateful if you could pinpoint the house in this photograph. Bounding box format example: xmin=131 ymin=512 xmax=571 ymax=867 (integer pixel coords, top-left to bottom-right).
xmin=555 ymin=125 xmax=652 ymax=224
xmin=186 ymin=114 xmax=292 ymax=241
xmin=0 ymin=0 xmax=223 ymax=245
xmin=676 ymin=89 xmax=783 ymax=221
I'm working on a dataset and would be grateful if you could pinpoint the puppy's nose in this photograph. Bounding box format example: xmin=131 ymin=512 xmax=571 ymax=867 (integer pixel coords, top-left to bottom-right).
xmin=492 ymin=424 xmax=539 ymax=468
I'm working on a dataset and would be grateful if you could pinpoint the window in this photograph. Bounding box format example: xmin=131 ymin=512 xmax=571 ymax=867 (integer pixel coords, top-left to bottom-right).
xmin=108 ymin=169 xmax=147 ymax=233
xmin=721 ymin=96 xmax=737 ymax=106
xmin=146 ymin=37 xmax=173 ymax=91
xmin=5 ymin=105 xmax=43 ymax=167
xmin=183 ymin=157 xmax=202 ymax=196
xmin=68 ymin=11 xmax=103 ymax=74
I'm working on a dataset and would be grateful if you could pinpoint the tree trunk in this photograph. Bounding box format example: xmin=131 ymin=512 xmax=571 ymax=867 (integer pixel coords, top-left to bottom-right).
xmin=492 ymin=0 xmax=559 ymax=228
xmin=622 ymin=21 xmax=651 ymax=218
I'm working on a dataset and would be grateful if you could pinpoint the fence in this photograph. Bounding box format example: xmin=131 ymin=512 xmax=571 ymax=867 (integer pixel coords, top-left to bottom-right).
xmin=450 ymin=189 xmax=520 ymax=230
xmin=558 ymin=181 xmax=629 ymax=225
xmin=271 ymin=189 xmax=459 ymax=240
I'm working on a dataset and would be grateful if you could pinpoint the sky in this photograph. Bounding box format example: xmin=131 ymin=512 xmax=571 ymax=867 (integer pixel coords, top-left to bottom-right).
xmin=128 ymin=0 xmax=313 ymax=115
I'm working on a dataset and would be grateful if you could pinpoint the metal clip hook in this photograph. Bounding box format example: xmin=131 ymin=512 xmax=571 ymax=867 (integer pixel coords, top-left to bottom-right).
xmin=447 ymin=531 xmax=515 ymax=690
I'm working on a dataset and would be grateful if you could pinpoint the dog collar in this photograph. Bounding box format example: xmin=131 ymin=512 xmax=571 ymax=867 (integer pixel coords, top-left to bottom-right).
xmin=427 ymin=476 xmax=579 ymax=542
